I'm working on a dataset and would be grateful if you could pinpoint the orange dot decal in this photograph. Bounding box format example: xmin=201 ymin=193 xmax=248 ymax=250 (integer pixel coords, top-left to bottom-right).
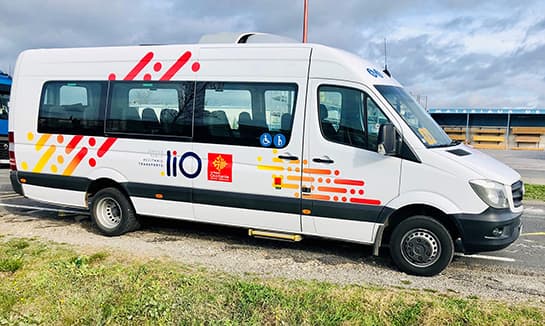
xmin=57 ymin=155 xmax=64 ymax=164
xmin=326 ymin=178 xmax=331 ymax=184
xmin=334 ymin=170 xmax=340 ymax=176
xmin=318 ymin=177 xmax=323 ymax=183
xmin=342 ymin=197 xmax=347 ymax=202
xmin=57 ymin=135 xmax=64 ymax=143
xmin=294 ymin=192 xmax=300 ymax=198
xmin=288 ymin=167 xmax=292 ymax=171
xmin=333 ymin=196 xmax=339 ymax=201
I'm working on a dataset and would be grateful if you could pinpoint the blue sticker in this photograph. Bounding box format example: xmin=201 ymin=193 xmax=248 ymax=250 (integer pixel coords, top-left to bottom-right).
xmin=260 ymin=133 xmax=273 ymax=147
xmin=273 ymin=134 xmax=286 ymax=148
xmin=367 ymin=68 xmax=384 ymax=79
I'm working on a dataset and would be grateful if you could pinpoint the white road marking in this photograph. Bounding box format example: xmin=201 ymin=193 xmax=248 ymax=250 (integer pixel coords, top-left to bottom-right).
xmin=455 ymin=253 xmax=516 ymax=262
xmin=0 ymin=202 xmax=88 ymax=215
xmin=0 ymin=194 xmax=22 ymax=199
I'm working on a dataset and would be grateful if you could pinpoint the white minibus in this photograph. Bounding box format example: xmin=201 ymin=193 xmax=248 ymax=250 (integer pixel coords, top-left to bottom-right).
xmin=8 ymin=33 xmax=523 ymax=275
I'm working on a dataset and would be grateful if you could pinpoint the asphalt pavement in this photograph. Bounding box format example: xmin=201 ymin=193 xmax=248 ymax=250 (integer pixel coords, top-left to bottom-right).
xmin=482 ymin=149 xmax=545 ymax=184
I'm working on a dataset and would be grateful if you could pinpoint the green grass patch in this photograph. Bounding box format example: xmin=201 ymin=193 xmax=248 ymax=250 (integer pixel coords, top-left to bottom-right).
xmin=0 ymin=237 xmax=543 ymax=325
xmin=525 ymin=184 xmax=545 ymax=201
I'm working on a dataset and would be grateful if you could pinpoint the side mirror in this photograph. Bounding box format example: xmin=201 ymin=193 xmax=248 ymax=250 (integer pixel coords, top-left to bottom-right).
xmin=378 ymin=123 xmax=401 ymax=156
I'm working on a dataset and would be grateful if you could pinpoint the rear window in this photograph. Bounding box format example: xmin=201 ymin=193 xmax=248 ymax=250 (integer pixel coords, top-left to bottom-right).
xmin=38 ymin=81 xmax=107 ymax=135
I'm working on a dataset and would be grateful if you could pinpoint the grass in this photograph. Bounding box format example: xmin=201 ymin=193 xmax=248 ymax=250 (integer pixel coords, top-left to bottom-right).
xmin=525 ymin=184 xmax=545 ymax=201
xmin=1 ymin=237 xmax=544 ymax=325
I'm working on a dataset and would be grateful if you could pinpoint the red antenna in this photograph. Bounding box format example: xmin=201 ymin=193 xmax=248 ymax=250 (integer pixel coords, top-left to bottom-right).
xmin=303 ymin=0 xmax=309 ymax=43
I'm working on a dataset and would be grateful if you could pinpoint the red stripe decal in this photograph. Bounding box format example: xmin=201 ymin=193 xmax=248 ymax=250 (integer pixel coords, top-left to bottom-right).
xmin=97 ymin=138 xmax=117 ymax=157
xmin=65 ymin=135 xmax=83 ymax=154
xmin=160 ymin=51 xmax=192 ymax=81
xmin=63 ymin=147 xmax=88 ymax=176
xmin=334 ymin=179 xmax=364 ymax=186
xmin=317 ymin=186 xmax=347 ymax=193
xmin=349 ymin=198 xmax=381 ymax=205
xmin=124 ymin=52 xmax=154 ymax=80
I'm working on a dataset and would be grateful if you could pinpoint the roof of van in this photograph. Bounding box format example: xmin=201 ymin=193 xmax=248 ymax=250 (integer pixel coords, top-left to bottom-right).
xmin=14 ymin=33 xmax=401 ymax=88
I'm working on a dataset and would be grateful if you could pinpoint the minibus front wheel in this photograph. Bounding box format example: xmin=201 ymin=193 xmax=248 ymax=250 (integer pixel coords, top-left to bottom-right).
xmin=389 ymin=215 xmax=454 ymax=276
xmin=90 ymin=187 xmax=140 ymax=236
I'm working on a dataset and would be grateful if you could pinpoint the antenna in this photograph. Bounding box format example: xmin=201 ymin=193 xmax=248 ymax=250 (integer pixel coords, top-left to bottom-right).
xmin=383 ymin=38 xmax=391 ymax=77
xmin=302 ymin=0 xmax=309 ymax=43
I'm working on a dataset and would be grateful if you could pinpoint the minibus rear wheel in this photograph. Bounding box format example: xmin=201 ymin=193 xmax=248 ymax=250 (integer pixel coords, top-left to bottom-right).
xmin=90 ymin=187 xmax=140 ymax=236
xmin=389 ymin=215 xmax=454 ymax=276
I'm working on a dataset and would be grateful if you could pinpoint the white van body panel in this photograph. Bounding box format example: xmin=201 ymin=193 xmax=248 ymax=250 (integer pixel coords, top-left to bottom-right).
xmin=23 ymin=184 xmax=86 ymax=207
xmin=435 ymin=145 xmax=520 ymax=185
xmin=304 ymin=217 xmax=378 ymax=244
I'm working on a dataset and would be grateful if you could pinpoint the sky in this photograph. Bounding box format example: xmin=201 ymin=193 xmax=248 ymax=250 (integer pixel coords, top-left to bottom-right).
xmin=1 ymin=0 xmax=544 ymax=108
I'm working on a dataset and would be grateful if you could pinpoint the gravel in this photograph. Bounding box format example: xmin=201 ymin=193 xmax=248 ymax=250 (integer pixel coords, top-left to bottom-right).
xmin=1 ymin=206 xmax=544 ymax=304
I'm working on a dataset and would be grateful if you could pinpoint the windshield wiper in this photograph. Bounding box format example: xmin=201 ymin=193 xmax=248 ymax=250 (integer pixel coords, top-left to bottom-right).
xmin=427 ymin=140 xmax=459 ymax=148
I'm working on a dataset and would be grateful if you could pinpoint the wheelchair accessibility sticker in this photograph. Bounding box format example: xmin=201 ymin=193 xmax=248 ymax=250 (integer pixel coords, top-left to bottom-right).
xmin=260 ymin=133 xmax=286 ymax=148
xmin=260 ymin=133 xmax=273 ymax=147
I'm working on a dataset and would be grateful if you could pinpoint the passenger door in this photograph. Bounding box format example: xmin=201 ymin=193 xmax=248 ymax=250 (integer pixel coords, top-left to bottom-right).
xmin=301 ymin=80 xmax=402 ymax=243
xmin=191 ymin=81 xmax=305 ymax=232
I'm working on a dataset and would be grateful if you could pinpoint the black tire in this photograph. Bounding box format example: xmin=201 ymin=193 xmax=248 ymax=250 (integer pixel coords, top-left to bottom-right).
xmin=389 ymin=215 xmax=454 ymax=276
xmin=89 ymin=187 xmax=140 ymax=236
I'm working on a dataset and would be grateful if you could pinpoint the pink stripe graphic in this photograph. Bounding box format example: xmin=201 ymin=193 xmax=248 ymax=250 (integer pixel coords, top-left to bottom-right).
xmin=97 ymin=138 xmax=117 ymax=158
xmin=65 ymin=135 xmax=83 ymax=154
xmin=124 ymin=52 xmax=154 ymax=80
xmin=160 ymin=51 xmax=192 ymax=80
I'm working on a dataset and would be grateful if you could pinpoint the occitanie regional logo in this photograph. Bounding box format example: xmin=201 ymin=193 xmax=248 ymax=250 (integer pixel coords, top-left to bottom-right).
xmin=213 ymin=155 xmax=228 ymax=172
xmin=207 ymin=153 xmax=233 ymax=183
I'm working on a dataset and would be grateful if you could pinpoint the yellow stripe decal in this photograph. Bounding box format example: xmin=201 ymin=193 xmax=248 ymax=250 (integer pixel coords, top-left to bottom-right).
xmin=32 ymin=145 xmax=56 ymax=173
xmin=257 ymin=165 xmax=284 ymax=171
xmin=280 ymin=183 xmax=299 ymax=189
xmin=35 ymin=134 xmax=51 ymax=151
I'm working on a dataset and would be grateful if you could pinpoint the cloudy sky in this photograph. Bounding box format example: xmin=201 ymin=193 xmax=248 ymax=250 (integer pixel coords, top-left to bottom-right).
xmin=1 ymin=0 xmax=544 ymax=108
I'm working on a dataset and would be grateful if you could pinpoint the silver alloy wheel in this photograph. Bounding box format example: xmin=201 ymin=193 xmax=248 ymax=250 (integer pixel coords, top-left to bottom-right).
xmin=400 ymin=228 xmax=441 ymax=268
xmin=95 ymin=196 xmax=122 ymax=230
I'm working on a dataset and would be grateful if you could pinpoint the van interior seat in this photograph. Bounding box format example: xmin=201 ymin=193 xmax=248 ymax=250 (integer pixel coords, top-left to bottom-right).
xmin=142 ymin=107 xmax=160 ymax=133
xmin=207 ymin=110 xmax=233 ymax=138
xmin=319 ymin=104 xmax=337 ymax=139
xmin=280 ymin=113 xmax=292 ymax=133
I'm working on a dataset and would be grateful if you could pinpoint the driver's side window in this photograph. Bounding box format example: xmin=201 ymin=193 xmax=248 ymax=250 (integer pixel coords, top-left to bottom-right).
xmin=318 ymin=85 xmax=389 ymax=151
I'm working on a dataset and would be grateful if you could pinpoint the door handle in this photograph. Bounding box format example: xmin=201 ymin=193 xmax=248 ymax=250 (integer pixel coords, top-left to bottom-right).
xmin=312 ymin=156 xmax=334 ymax=164
xmin=278 ymin=154 xmax=299 ymax=160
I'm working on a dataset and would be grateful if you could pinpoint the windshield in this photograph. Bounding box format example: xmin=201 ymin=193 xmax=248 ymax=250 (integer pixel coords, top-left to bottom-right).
xmin=375 ymin=85 xmax=452 ymax=148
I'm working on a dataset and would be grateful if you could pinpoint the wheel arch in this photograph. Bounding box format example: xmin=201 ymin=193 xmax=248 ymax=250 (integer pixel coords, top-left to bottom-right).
xmin=374 ymin=203 xmax=462 ymax=254
xmin=86 ymin=178 xmax=130 ymax=207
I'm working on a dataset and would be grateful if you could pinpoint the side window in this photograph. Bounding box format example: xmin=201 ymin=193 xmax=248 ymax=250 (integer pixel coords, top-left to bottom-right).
xmin=106 ymin=81 xmax=194 ymax=137
xmin=38 ymin=81 xmax=106 ymax=135
xmin=318 ymin=85 xmax=390 ymax=151
xmin=366 ymin=97 xmax=389 ymax=151
xmin=194 ymin=82 xmax=297 ymax=147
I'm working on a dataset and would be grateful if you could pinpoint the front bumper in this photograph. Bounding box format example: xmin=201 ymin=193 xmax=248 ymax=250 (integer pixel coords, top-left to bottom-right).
xmin=453 ymin=207 xmax=522 ymax=253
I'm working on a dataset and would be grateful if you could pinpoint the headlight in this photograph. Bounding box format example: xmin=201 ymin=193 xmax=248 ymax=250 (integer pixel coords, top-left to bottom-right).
xmin=469 ymin=180 xmax=509 ymax=209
